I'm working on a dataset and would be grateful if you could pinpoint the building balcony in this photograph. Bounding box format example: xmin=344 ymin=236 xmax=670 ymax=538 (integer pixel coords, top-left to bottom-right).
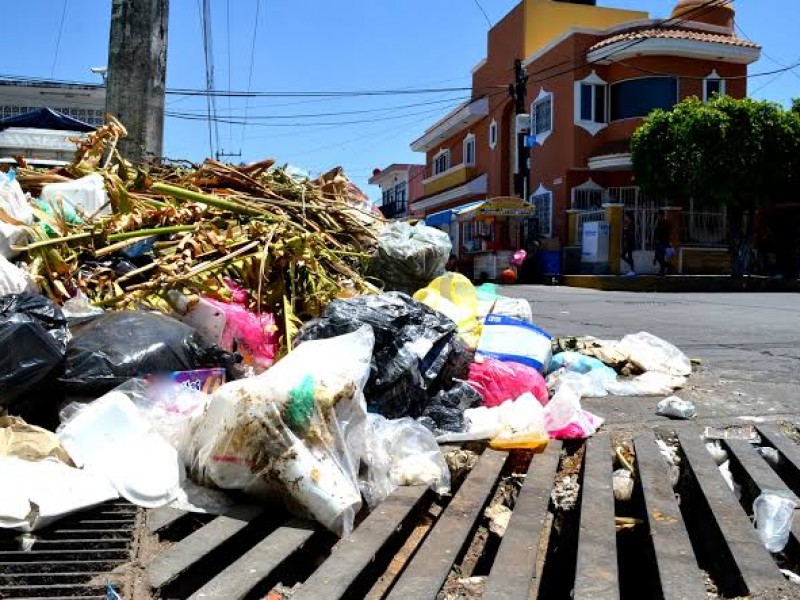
xmin=410 ymin=96 xmax=489 ymax=153
xmin=422 ymin=163 xmax=478 ymax=197
xmin=411 ymin=173 xmax=488 ymax=213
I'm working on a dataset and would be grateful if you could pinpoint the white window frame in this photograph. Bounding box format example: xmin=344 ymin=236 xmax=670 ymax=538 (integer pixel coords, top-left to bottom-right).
xmin=530 ymin=88 xmax=553 ymax=145
xmin=703 ymin=69 xmax=726 ymax=101
xmin=530 ymin=184 xmax=553 ymax=238
xmin=574 ymin=71 xmax=608 ymax=136
xmin=463 ymin=133 xmax=476 ymax=166
xmin=432 ymin=148 xmax=451 ymax=175
xmin=489 ymin=119 xmax=498 ymax=150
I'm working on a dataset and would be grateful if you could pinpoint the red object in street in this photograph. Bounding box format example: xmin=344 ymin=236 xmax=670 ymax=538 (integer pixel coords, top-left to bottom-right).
xmin=500 ymin=268 xmax=517 ymax=284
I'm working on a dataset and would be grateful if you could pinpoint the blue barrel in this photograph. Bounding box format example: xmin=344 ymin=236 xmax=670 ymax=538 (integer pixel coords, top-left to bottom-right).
xmin=539 ymin=250 xmax=561 ymax=275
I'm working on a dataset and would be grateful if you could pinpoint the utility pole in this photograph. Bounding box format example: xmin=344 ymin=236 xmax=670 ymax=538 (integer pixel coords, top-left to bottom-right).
xmin=509 ymin=58 xmax=529 ymax=200
xmin=105 ymin=0 xmax=169 ymax=162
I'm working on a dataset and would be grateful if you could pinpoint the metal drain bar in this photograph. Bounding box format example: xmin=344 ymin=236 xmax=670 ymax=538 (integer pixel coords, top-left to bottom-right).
xmin=0 ymin=500 xmax=136 ymax=599
xmin=141 ymin=423 xmax=800 ymax=600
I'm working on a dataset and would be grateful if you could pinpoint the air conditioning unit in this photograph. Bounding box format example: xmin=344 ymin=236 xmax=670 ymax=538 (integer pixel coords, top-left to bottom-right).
xmin=515 ymin=114 xmax=531 ymax=133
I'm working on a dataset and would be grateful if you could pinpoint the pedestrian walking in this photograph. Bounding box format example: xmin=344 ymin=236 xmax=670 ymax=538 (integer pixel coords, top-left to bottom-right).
xmin=622 ymin=213 xmax=636 ymax=275
xmin=653 ymin=210 xmax=671 ymax=275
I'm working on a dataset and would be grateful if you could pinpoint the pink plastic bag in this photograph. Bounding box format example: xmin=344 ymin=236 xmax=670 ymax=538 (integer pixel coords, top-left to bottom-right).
xmin=202 ymin=298 xmax=279 ymax=372
xmin=467 ymin=357 xmax=548 ymax=408
xmin=510 ymin=250 xmax=527 ymax=267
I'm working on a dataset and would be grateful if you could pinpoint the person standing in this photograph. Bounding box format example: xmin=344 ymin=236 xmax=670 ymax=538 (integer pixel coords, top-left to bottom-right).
xmin=653 ymin=210 xmax=672 ymax=276
xmin=621 ymin=213 xmax=636 ymax=275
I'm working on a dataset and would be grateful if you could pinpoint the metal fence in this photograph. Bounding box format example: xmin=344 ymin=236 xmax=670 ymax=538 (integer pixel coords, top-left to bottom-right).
xmin=682 ymin=211 xmax=728 ymax=246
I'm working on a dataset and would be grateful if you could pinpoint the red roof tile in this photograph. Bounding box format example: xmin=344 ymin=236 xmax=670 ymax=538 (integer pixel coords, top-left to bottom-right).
xmin=589 ymin=28 xmax=760 ymax=52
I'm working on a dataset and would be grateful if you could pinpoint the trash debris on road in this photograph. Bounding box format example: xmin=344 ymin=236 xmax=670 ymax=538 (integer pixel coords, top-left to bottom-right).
xmin=0 ymin=415 xmax=72 ymax=464
xmin=613 ymin=469 xmax=634 ymax=501
xmin=484 ymin=503 xmax=512 ymax=536
xmin=758 ymin=446 xmax=781 ymax=466
xmin=703 ymin=424 xmax=761 ymax=444
xmin=754 ymin=490 xmax=797 ymax=552
xmin=657 ymin=396 xmax=696 ymax=419
xmin=705 ymin=441 xmax=729 ymax=466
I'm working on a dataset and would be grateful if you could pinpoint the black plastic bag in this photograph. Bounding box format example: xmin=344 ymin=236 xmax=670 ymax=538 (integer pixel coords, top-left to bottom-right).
xmin=418 ymin=381 xmax=484 ymax=436
xmin=61 ymin=311 xmax=237 ymax=395
xmin=0 ymin=293 xmax=69 ymax=406
xmin=296 ymin=292 xmax=471 ymax=419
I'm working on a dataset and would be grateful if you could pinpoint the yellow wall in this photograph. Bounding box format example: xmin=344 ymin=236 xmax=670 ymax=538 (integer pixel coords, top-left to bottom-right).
xmin=423 ymin=165 xmax=477 ymax=196
xmin=523 ymin=0 xmax=649 ymax=57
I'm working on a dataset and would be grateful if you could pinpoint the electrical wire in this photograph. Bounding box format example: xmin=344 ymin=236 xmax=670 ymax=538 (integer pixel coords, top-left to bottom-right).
xmin=240 ymin=0 xmax=262 ymax=151
xmin=50 ymin=0 xmax=68 ymax=78
xmin=225 ymin=0 xmax=233 ymax=151
xmin=472 ymin=0 xmax=492 ymax=27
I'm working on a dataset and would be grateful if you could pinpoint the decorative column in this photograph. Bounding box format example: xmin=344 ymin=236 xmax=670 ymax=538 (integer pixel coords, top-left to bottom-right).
xmin=566 ymin=209 xmax=580 ymax=246
xmin=603 ymin=203 xmax=624 ymax=275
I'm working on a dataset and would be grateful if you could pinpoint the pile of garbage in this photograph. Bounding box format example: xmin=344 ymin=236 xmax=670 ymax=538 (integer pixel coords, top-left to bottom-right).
xmin=0 ymin=118 xmax=694 ymax=538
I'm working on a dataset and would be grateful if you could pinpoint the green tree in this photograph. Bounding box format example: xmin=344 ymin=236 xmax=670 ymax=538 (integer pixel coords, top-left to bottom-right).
xmin=631 ymin=96 xmax=800 ymax=276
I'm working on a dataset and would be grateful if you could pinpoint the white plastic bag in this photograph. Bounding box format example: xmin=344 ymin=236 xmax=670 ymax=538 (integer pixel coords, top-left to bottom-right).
xmin=0 ymin=457 xmax=118 ymax=532
xmin=41 ymin=173 xmax=110 ymax=219
xmin=617 ymin=332 xmax=691 ymax=377
xmin=0 ymin=170 xmax=33 ymax=258
xmin=613 ymin=469 xmax=634 ymax=501
xmin=360 ymin=414 xmax=450 ymax=508
xmin=605 ymin=371 xmax=687 ymax=396
xmin=0 ymin=255 xmax=36 ymax=296
xmin=183 ymin=326 xmax=374 ymax=535
xmin=657 ymin=396 xmax=696 ymax=419
xmin=753 ymin=491 xmax=797 ymax=553
xmin=58 ymin=391 xmax=183 ymax=508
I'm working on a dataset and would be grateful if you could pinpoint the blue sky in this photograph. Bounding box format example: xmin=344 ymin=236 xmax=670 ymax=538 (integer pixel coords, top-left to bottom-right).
xmin=2 ymin=0 xmax=798 ymax=199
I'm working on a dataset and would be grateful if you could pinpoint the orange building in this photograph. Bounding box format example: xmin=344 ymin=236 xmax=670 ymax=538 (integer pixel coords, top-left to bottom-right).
xmin=411 ymin=0 xmax=760 ymax=275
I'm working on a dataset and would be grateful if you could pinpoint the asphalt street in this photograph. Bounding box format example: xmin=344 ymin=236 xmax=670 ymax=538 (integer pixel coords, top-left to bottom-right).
xmin=502 ymin=286 xmax=800 ymax=431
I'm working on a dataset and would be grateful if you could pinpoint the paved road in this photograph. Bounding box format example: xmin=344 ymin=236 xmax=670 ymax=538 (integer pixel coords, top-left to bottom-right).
xmin=502 ymin=286 xmax=800 ymax=431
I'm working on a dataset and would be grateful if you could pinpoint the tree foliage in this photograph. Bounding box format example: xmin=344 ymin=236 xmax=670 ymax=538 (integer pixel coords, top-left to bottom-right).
xmin=631 ymin=96 xmax=800 ymax=212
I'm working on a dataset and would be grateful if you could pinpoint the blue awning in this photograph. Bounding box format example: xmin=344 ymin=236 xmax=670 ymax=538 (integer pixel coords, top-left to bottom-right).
xmin=425 ymin=200 xmax=485 ymax=227
xmin=425 ymin=209 xmax=454 ymax=227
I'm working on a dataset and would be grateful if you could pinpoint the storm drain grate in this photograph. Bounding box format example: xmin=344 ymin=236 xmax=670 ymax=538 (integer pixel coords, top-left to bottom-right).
xmin=0 ymin=500 xmax=137 ymax=599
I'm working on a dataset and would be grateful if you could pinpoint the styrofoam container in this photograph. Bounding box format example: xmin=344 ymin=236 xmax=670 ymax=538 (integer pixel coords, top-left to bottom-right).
xmin=58 ymin=391 xmax=182 ymax=508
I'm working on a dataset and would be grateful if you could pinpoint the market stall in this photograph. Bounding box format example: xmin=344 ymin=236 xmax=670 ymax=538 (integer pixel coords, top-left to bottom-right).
xmin=456 ymin=197 xmax=538 ymax=281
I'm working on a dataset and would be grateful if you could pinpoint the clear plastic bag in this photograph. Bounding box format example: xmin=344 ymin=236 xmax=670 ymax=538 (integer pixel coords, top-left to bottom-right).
xmin=753 ymin=491 xmax=797 ymax=552
xmin=0 ymin=170 xmax=33 ymax=259
xmin=360 ymin=414 xmax=450 ymax=509
xmin=40 ymin=173 xmax=110 ymax=219
xmin=0 ymin=255 xmax=36 ymax=296
xmin=183 ymin=326 xmax=374 ymax=536
xmin=370 ymin=222 xmax=451 ymax=294
xmin=657 ymin=396 xmax=696 ymax=419
xmin=477 ymin=315 xmax=552 ymax=373
xmin=604 ymin=371 xmax=687 ymax=397
xmin=543 ymin=384 xmax=604 ymax=440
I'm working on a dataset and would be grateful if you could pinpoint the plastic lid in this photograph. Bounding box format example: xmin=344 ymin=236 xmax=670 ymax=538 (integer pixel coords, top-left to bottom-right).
xmin=106 ymin=435 xmax=182 ymax=508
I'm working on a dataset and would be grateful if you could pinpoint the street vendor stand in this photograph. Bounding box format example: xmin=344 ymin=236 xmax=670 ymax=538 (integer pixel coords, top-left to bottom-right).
xmin=456 ymin=197 xmax=538 ymax=281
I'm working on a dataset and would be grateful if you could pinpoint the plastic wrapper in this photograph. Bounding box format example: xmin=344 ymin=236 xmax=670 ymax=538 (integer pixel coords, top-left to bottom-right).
xmin=296 ymin=292 xmax=471 ymax=419
xmin=475 ymin=284 xmax=533 ymax=323
xmin=467 ymin=356 xmax=548 ymax=408
xmin=61 ymin=291 xmax=104 ymax=321
xmin=657 ymin=396 xmax=696 ymax=419
xmin=0 ymin=170 xmax=33 ymax=258
xmin=0 ymin=293 xmax=68 ymax=408
xmin=360 ymin=414 xmax=450 ymax=509
xmin=61 ymin=311 xmax=237 ymax=395
xmin=617 ymin=332 xmax=691 ymax=377
xmin=183 ymin=326 xmax=374 ymax=536
xmin=605 ymin=371 xmax=687 ymax=396
xmin=369 ymin=221 xmax=451 ymax=294
xmin=413 ymin=273 xmax=482 ymax=348
xmin=754 ymin=491 xmax=797 ymax=552
xmin=58 ymin=391 xmax=183 ymax=508
xmin=417 ymin=381 xmax=483 ymax=436
xmin=543 ymin=384 xmax=604 ymax=440
xmin=477 ymin=315 xmax=552 ymax=373
xmin=549 ymin=351 xmax=614 ymax=376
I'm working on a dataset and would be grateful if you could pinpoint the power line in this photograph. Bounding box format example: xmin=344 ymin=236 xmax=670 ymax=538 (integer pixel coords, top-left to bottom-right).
xmin=50 ymin=0 xmax=68 ymax=78
xmin=164 ymin=95 xmax=468 ymax=119
xmin=734 ymin=20 xmax=800 ymax=84
xmin=240 ymin=0 xmax=262 ymax=152
xmin=226 ymin=0 xmax=233 ymax=151
xmin=472 ymin=0 xmax=492 ymax=27
xmin=197 ymin=0 xmax=219 ymax=157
